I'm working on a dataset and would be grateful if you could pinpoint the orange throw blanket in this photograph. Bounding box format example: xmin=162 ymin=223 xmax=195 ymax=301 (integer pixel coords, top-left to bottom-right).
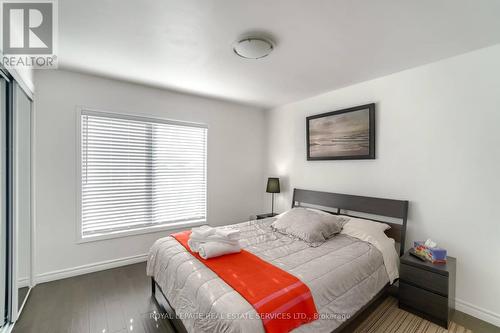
xmin=172 ymin=231 xmax=318 ymax=333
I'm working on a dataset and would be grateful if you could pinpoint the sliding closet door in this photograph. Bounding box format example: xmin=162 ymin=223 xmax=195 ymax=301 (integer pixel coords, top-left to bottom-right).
xmin=13 ymin=84 xmax=32 ymax=314
xmin=0 ymin=76 xmax=7 ymax=328
xmin=0 ymin=75 xmax=32 ymax=326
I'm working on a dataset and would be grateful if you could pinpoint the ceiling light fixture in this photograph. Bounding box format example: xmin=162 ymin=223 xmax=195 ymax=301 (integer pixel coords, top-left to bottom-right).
xmin=233 ymin=37 xmax=274 ymax=59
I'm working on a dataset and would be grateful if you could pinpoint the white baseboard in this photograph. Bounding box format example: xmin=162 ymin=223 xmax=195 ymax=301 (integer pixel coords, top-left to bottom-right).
xmin=17 ymin=277 xmax=29 ymax=288
xmin=35 ymin=253 xmax=148 ymax=284
xmin=456 ymin=298 xmax=500 ymax=327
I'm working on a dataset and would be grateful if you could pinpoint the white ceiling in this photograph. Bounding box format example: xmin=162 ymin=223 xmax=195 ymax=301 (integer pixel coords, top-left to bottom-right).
xmin=59 ymin=0 xmax=500 ymax=107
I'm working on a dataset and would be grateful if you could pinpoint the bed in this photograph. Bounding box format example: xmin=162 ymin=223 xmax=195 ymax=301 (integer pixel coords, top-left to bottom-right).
xmin=147 ymin=189 xmax=408 ymax=333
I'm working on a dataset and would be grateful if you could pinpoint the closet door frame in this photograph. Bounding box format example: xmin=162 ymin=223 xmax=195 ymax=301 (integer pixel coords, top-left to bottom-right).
xmin=11 ymin=82 xmax=34 ymax=322
xmin=1 ymin=66 xmax=14 ymax=329
xmin=0 ymin=65 xmax=35 ymax=327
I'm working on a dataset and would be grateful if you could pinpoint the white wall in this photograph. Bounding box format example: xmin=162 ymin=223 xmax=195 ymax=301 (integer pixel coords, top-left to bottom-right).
xmin=34 ymin=69 xmax=266 ymax=280
xmin=266 ymin=44 xmax=500 ymax=325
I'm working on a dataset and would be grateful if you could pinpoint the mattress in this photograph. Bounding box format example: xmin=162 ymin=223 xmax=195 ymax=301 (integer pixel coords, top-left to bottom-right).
xmin=146 ymin=218 xmax=390 ymax=333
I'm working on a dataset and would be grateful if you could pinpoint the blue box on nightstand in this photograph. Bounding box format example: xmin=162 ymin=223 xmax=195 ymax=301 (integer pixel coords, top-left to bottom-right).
xmin=413 ymin=241 xmax=447 ymax=262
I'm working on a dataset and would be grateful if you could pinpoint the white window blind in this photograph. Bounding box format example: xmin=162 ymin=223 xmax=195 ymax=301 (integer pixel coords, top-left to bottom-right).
xmin=80 ymin=110 xmax=207 ymax=238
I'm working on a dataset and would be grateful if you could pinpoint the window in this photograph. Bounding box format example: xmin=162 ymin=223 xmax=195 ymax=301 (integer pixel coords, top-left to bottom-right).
xmin=79 ymin=109 xmax=207 ymax=241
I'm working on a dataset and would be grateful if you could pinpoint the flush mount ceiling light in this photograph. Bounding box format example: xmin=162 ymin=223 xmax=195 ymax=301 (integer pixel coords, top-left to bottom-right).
xmin=233 ymin=37 xmax=274 ymax=59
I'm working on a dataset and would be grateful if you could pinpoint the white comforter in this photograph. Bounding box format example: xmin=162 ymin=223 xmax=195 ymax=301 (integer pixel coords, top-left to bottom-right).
xmin=147 ymin=218 xmax=391 ymax=333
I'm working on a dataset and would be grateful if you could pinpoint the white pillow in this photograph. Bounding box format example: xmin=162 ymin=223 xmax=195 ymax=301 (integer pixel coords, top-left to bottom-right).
xmin=339 ymin=215 xmax=390 ymax=231
xmin=340 ymin=217 xmax=399 ymax=283
xmin=271 ymin=208 xmax=349 ymax=245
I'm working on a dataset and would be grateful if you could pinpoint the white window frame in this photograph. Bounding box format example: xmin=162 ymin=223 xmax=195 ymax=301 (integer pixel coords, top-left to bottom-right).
xmin=75 ymin=107 xmax=208 ymax=243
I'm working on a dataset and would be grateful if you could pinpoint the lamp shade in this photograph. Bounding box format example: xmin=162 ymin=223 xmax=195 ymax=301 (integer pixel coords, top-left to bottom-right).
xmin=266 ymin=177 xmax=280 ymax=193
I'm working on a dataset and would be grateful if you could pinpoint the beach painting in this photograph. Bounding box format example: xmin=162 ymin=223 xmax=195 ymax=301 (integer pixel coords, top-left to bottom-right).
xmin=307 ymin=104 xmax=375 ymax=160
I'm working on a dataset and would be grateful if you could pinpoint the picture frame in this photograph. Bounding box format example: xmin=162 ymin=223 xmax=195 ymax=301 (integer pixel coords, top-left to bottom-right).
xmin=306 ymin=103 xmax=375 ymax=160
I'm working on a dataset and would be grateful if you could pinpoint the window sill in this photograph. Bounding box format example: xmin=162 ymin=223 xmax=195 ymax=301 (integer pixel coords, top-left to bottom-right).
xmin=76 ymin=220 xmax=207 ymax=244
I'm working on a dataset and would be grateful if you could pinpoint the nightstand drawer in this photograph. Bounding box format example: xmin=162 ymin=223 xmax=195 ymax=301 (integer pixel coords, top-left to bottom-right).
xmin=399 ymin=281 xmax=448 ymax=321
xmin=400 ymin=263 xmax=448 ymax=296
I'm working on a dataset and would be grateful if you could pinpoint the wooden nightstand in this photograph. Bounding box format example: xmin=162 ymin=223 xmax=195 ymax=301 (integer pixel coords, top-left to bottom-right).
xmin=399 ymin=251 xmax=456 ymax=328
xmin=256 ymin=213 xmax=277 ymax=220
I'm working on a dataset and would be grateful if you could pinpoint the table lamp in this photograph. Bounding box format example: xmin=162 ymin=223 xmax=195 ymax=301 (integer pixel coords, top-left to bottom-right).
xmin=266 ymin=177 xmax=280 ymax=215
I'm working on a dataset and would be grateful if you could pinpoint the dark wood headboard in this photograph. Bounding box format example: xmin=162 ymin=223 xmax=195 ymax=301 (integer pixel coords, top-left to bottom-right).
xmin=292 ymin=189 xmax=409 ymax=256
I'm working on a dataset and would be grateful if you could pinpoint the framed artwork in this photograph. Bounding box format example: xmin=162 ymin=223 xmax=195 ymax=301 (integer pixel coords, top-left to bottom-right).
xmin=306 ymin=103 xmax=375 ymax=160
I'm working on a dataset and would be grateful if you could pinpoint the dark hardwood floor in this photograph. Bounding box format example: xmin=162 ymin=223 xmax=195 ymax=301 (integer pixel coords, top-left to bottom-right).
xmin=18 ymin=287 xmax=29 ymax=310
xmin=13 ymin=262 xmax=499 ymax=333
xmin=13 ymin=263 xmax=174 ymax=333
